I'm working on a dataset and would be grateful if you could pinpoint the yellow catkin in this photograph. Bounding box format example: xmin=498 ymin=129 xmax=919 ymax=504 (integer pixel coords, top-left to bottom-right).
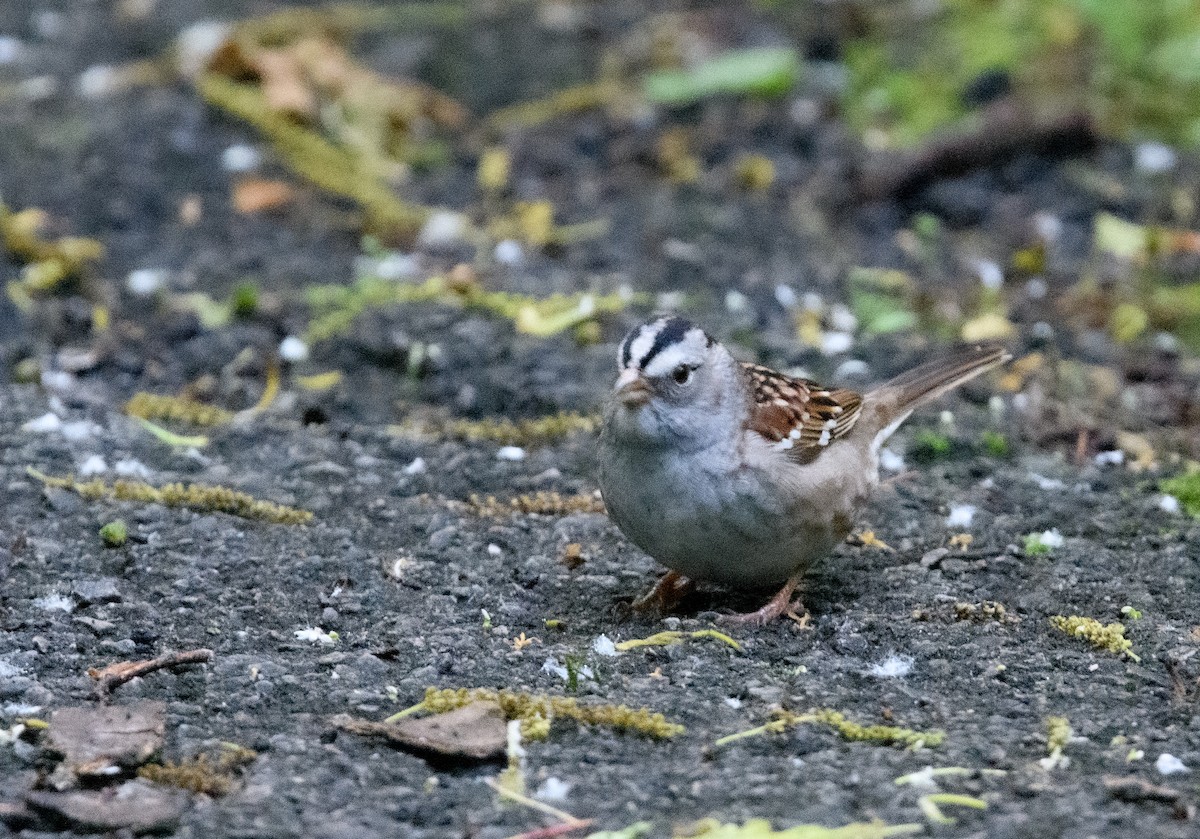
xmin=1049 ymin=615 xmax=1140 ymax=661
xmin=417 ymin=687 xmax=684 ymax=740
xmin=467 ymin=492 xmax=605 ymax=517
xmin=124 ymin=392 xmax=235 ymax=426
xmin=28 ymin=470 xmax=312 ymax=524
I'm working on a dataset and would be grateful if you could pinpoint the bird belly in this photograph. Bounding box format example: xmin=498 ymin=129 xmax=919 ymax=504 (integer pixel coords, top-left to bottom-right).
xmin=601 ymin=446 xmax=844 ymax=589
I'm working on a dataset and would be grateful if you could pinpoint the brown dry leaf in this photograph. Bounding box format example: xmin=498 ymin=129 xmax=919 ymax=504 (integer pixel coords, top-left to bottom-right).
xmin=25 ymin=780 xmax=186 ymax=833
xmin=46 ymin=703 xmax=166 ymax=778
xmin=254 ymin=47 xmax=317 ymax=118
xmin=333 ymin=700 xmax=506 ymax=761
xmin=233 ymin=178 xmax=294 ymax=214
xmin=1116 ymin=431 xmax=1157 ymax=471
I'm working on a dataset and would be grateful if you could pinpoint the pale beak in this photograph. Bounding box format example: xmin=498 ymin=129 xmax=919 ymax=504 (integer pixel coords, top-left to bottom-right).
xmin=614 ymin=368 xmax=651 ymax=408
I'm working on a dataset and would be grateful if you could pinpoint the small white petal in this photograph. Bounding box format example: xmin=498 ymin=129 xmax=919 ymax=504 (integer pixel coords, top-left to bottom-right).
xmin=278 ymin=336 xmax=309 ymax=362
xmin=126 ymin=268 xmax=168 ymax=296
xmin=493 ymin=239 xmax=524 ymax=266
xmin=592 ymin=634 xmax=618 ymax=657
xmin=114 ymin=458 xmax=151 ymax=479
xmin=1135 ymin=142 xmax=1176 ymax=174
xmin=774 ymin=284 xmax=798 ymax=309
xmin=869 ymin=654 xmax=913 ymax=678
xmin=879 ymin=448 xmax=905 ymax=473
xmin=487 ymin=544 xmax=502 ymax=557
xmin=22 ymin=412 xmax=61 ymax=433
xmin=221 ymin=144 xmax=261 ymax=173
xmin=78 ymin=455 xmax=108 ymax=477
xmin=820 ymin=331 xmax=854 ymax=356
xmin=535 ymin=777 xmax=572 ymax=803
xmin=1155 ymin=753 xmax=1189 ymax=775
xmin=402 ymin=457 xmax=427 ymax=475
xmin=1038 ymin=529 xmax=1064 ymax=548
xmin=1094 ymin=450 xmax=1124 ymax=466
xmin=294 ymin=627 xmax=336 ymax=645
xmin=975 ymin=259 xmax=1004 ymax=290
xmin=945 ymin=504 xmax=976 ymax=528
xmin=34 ymin=593 xmax=73 ymax=612
xmin=496 ymin=446 xmax=526 ymax=462
xmin=1158 ymin=494 xmax=1181 ymax=514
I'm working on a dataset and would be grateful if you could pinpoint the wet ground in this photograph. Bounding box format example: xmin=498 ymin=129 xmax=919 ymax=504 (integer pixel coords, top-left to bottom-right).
xmin=1 ymin=2 xmax=1199 ymax=837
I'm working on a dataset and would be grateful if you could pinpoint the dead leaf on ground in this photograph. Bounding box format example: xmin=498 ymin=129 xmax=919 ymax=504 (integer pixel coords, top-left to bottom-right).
xmin=25 ymin=779 xmax=187 ymax=834
xmin=233 ymin=178 xmax=295 ymax=213
xmin=46 ymin=702 xmax=165 ymax=780
xmin=332 ymin=699 xmax=506 ymax=761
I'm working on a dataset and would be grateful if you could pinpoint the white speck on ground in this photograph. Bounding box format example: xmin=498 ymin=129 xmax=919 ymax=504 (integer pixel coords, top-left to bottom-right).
xmin=1155 ymin=753 xmax=1189 ymax=775
xmin=496 ymin=446 xmax=526 ymax=461
xmin=868 ymin=654 xmax=913 ymax=678
xmin=946 ymin=504 xmax=976 ymax=528
xmin=592 ymin=634 xmax=618 ymax=657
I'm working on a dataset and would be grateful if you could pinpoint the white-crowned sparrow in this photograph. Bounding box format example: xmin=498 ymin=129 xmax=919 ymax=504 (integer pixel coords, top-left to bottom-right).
xmin=598 ymin=316 xmax=1011 ymax=625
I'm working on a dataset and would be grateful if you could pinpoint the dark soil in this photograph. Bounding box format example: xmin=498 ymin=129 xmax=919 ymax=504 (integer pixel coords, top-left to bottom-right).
xmin=1 ymin=2 xmax=1198 ymax=838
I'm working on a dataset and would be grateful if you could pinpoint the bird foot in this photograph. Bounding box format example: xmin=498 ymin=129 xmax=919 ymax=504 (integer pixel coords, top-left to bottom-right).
xmin=631 ymin=571 xmax=695 ymax=614
xmin=717 ymin=573 xmax=806 ymax=627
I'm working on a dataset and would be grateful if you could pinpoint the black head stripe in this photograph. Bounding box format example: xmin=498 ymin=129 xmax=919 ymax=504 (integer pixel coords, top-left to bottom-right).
xmin=619 ymin=331 xmax=634 ymax=368
xmin=638 ymin=316 xmax=695 ymax=371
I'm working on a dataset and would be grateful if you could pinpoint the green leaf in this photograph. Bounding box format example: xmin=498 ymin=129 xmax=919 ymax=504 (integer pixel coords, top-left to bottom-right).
xmin=644 ymin=47 xmax=800 ymax=106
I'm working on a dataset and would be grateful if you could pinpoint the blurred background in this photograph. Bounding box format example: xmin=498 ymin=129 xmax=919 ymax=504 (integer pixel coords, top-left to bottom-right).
xmin=2 ymin=0 xmax=1200 ymax=463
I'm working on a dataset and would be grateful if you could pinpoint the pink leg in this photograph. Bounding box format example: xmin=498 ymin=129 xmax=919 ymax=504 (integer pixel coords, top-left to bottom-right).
xmin=631 ymin=570 xmax=695 ymax=614
xmin=718 ymin=572 xmax=807 ymax=627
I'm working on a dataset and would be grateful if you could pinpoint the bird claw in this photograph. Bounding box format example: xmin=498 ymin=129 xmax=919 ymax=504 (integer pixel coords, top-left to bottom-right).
xmin=631 ymin=571 xmax=695 ymax=614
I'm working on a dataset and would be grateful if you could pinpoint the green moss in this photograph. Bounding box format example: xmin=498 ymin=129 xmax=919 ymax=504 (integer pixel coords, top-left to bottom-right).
xmin=909 ymin=429 xmax=953 ymax=462
xmin=1160 ymin=472 xmax=1200 ymax=517
xmin=1050 ymin=614 xmax=1139 ymax=661
xmin=230 ymin=282 xmax=260 ymax=318
xmin=400 ymin=687 xmax=684 ymax=740
xmin=981 ymin=430 xmax=1010 ymax=457
xmin=99 ymin=520 xmax=128 ymax=548
xmin=716 ymin=708 xmax=943 ymax=750
xmin=1023 ymin=533 xmax=1053 ymax=555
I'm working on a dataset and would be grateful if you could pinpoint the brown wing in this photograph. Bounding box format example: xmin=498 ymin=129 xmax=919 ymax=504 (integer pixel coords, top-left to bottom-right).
xmin=741 ymin=363 xmax=863 ymax=458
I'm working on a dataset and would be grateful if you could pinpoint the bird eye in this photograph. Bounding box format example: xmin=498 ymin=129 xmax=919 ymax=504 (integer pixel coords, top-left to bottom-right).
xmin=672 ymin=364 xmax=693 ymax=385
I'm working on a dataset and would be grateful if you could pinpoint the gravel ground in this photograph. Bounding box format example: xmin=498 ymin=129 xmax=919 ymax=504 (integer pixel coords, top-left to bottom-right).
xmin=2 ymin=2 xmax=1199 ymax=837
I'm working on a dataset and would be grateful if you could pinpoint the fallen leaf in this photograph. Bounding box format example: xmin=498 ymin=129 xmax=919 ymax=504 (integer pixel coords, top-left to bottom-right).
xmin=233 ymin=177 xmax=294 ymax=214
xmin=46 ymin=703 xmax=166 ymax=779
xmin=25 ymin=780 xmax=187 ymax=833
xmin=332 ymin=700 xmax=506 ymax=761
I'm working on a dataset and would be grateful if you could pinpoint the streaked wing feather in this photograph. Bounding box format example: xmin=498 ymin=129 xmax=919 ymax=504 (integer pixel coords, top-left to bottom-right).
xmin=741 ymin=363 xmax=863 ymax=459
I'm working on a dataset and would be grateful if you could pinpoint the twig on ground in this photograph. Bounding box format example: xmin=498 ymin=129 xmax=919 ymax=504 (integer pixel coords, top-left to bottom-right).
xmin=89 ymin=649 xmax=214 ymax=699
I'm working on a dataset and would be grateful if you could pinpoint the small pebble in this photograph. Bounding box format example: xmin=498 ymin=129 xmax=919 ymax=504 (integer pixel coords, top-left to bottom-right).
xmin=1158 ymin=495 xmax=1181 ymax=514
xmin=402 ymin=457 xmax=427 ymax=476
xmin=375 ymin=252 xmax=419 ymax=280
xmin=975 ymin=259 xmax=1004 ymax=290
xmin=493 ymin=239 xmax=524 ymax=266
xmin=0 ymin=36 xmax=24 ymax=65
xmin=78 ymin=455 xmax=108 ymax=477
xmin=535 ymin=778 xmax=571 ymax=804
xmin=592 ymin=634 xmax=618 ymax=657
xmin=487 ymin=544 xmax=502 ymax=557
xmin=126 ymin=268 xmax=168 ymax=296
xmin=21 ymin=412 xmax=61 ymax=433
xmin=417 ymin=210 xmax=470 ymax=248
xmin=1094 ymin=450 xmax=1124 ymax=466
xmin=1135 ymin=142 xmax=1176 ymax=174
xmin=1155 ymin=753 xmax=1189 ymax=775
xmin=879 ymin=448 xmax=905 ymax=473
xmin=221 ymin=144 xmax=261 ymax=173
xmin=725 ymin=290 xmax=749 ymax=313
xmin=496 ymin=446 xmax=526 ymax=462
xmin=946 ymin=504 xmax=976 ymax=528
xmin=279 ymin=336 xmax=309 ymax=363
xmin=820 ymin=331 xmax=854 ymax=356
xmin=774 ymin=284 xmax=798 ymax=309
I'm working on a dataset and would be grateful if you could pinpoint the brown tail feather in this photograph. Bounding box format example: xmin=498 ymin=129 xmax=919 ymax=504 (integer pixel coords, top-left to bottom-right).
xmin=865 ymin=343 xmax=1011 ymax=428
